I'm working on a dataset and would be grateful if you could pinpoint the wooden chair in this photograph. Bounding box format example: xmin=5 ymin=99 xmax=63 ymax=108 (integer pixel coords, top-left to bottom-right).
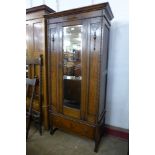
xmin=26 ymin=55 xmax=43 ymax=139
xmin=26 ymin=78 xmax=37 ymax=139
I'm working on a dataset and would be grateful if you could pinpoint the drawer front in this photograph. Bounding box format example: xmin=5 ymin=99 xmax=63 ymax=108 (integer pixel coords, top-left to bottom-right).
xmin=52 ymin=114 xmax=95 ymax=139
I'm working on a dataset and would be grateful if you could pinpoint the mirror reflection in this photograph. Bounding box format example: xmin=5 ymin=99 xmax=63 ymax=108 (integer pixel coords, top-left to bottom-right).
xmin=63 ymin=25 xmax=82 ymax=109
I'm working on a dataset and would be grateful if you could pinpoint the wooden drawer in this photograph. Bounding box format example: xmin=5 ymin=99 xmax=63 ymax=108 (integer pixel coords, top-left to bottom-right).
xmin=52 ymin=113 xmax=95 ymax=139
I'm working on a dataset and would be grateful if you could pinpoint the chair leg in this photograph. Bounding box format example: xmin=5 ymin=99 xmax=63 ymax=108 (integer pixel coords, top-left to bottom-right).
xmin=39 ymin=117 xmax=42 ymax=135
xmin=26 ymin=115 xmax=32 ymax=140
xmin=39 ymin=127 xmax=42 ymax=135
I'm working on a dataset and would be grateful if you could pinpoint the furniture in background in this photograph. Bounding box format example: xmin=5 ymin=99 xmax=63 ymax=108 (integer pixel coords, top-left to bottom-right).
xmin=45 ymin=2 xmax=113 ymax=152
xmin=26 ymin=55 xmax=43 ymax=138
xmin=26 ymin=5 xmax=55 ymax=129
xmin=26 ymin=78 xmax=37 ymax=139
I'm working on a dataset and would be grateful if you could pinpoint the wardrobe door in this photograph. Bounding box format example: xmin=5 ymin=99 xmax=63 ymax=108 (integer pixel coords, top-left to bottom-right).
xmin=61 ymin=21 xmax=82 ymax=119
xmin=87 ymin=17 xmax=102 ymax=123
xmin=48 ymin=23 xmax=62 ymax=113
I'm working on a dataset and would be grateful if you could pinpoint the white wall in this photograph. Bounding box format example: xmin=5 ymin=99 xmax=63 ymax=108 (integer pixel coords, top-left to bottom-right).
xmin=106 ymin=21 xmax=129 ymax=129
xmin=26 ymin=0 xmax=129 ymax=129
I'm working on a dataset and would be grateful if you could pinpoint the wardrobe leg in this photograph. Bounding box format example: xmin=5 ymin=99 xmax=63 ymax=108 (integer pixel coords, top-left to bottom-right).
xmin=94 ymin=132 xmax=100 ymax=152
xmin=94 ymin=124 xmax=102 ymax=152
xmin=49 ymin=112 xmax=54 ymax=135
xmin=50 ymin=126 xmax=58 ymax=135
xmin=50 ymin=126 xmax=54 ymax=135
xmin=94 ymin=125 xmax=99 ymax=152
xmin=94 ymin=140 xmax=99 ymax=152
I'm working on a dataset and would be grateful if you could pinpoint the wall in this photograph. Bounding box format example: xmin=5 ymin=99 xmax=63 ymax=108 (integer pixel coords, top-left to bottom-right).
xmin=26 ymin=0 xmax=129 ymax=129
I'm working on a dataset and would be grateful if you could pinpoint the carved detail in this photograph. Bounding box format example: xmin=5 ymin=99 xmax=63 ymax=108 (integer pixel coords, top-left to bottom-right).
xmin=91 ymin=23 xmax=100 ymax=51
xmin=51 ymin=28 xmax=56 ymax=42
xmin=50 ymin=28 xmax=56 ymax=50
xmin=93 ymin=32 xmax=97 ymax=50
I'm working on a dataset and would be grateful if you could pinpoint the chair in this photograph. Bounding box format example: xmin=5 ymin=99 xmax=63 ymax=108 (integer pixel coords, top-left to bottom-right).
xmin=26 ymin=78 xmax=37 ymax=139
xmin=26 ymin=55 xmax=43 ymax=139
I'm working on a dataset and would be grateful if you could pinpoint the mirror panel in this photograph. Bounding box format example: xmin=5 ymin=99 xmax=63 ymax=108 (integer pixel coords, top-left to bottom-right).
xmin=63 ymin=25 xmax=82 ymax=109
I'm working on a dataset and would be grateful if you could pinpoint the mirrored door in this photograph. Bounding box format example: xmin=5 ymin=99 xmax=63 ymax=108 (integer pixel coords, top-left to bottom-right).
xmin=63 ymin=25 xmax=82 ymax=109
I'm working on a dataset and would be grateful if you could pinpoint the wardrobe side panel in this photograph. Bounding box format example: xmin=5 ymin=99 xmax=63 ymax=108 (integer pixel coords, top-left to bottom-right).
xmin=98 ymin=20 xmax=110 ymax=122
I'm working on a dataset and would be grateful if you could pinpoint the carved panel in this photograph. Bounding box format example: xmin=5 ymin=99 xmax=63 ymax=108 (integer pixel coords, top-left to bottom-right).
xmin=87 ymin=19 xmax=101 ymax=117
xmin=48 ymin=26 xmax=58 ymax=112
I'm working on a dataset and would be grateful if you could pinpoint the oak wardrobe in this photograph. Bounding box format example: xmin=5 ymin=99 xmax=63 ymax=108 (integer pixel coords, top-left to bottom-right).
xmin=45 ymin=2 xmax=113 ymax=152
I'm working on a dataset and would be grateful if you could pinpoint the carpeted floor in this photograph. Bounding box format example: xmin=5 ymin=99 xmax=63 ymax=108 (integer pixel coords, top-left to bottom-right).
xmin=26 ymin=127 xmax=128 ymax=155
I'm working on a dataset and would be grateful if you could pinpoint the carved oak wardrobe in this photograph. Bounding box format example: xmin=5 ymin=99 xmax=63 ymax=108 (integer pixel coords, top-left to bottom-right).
xmin=45 ymin=2 xmax=113 ymax=152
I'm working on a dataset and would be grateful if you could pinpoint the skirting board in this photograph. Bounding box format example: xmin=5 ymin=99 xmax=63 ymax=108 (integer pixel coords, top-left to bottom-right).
xmin=104 ymin=124 xmax=129 ymax=140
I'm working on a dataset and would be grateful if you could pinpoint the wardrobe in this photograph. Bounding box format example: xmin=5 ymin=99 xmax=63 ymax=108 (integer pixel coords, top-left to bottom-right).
xmin=26 ymin=5 xmax=55 ymax=129
xmin=45 ymin=2 xmax=114 ymax=152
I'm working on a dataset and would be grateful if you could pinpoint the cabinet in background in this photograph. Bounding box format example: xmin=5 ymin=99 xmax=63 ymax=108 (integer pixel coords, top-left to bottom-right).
xmin=26 ymin=5 xmax=55 ymax=129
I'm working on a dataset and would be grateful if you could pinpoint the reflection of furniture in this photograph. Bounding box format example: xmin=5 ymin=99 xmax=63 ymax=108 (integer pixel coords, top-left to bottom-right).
xmin=46 ymin=2 xmax=113 ymax=152
xmin=64 ymin=79 xmax=81 ymax=109
xmin=74 ymin=64 xmax=81 ymax=76
xmin=26 ymin=78 xmax=36 ymax=139
xmin=26 ymin=5 xmax=55 ymax=129
xmin=26 ymin=55 xmax=43 ymax=138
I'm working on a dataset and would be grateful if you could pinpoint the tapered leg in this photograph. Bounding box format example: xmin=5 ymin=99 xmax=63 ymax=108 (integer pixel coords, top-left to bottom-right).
xmin=39 ymin=112 xmax=42 ymax=135
xmin=94 ymin=141 xmax=99 ymax=152
xmin=50 ymin=126 xmax=54 ymax=135
xmin=39 ymin=118 xmax=42 ymax=135
xmin=94 ymin=132 xmax=100 ymax=152
xmin=49 ymin=111 xmax=54 ymax=135
xmin=94 ymin=125 xmax=100 ymax=152
xmin=26 ymin=115 xmax=32 ymax=140
xmin=94 ymin=122 xmax=104 ymax=152
xmin=49 ymin=113 xmax=55 ymax=135
xmin=50 ymin=126 xmax=58 ymax=135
